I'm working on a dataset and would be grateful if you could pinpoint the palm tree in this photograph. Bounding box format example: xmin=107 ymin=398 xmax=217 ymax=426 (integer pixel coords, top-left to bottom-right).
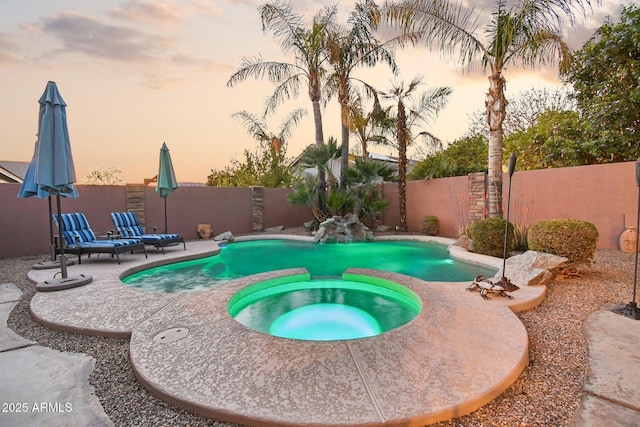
xmin=381 ymin=76 xmax=451 ymax=231
xmin=384 ymin=0 xmax=597 ymax=217
xmin=232 ymin=108 xmax=307 ymax=154
xmin=297 ymin=137 xmax=342 ymax=221
xmin=227 ymin=1 xmax=337 ymax=208
xmin=325 ymin=1 xmax=397 ymax=189
xmin=347 ymin=94 xmax=393 ymax=158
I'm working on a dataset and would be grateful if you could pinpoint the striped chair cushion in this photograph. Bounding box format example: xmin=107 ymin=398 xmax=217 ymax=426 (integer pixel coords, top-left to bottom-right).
xmin=54 ymin=213 xmax=97 ymax=246
xmin=140 ymin=233 xmax=181 ymax=242
xmin=77 ymin=239 xmax=142 ymax=248
xmin=110 ymin=212 xmax=146 ymax=238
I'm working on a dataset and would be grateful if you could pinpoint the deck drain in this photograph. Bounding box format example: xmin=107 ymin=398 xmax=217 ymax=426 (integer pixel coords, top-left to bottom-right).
xmin=153 ymin=327 xmax=189 ymax=344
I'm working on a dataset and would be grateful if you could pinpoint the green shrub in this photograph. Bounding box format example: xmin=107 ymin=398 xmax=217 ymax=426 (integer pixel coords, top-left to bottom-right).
xmin=420 ymin=215 xmax=440 ymax=236
xmin=527 ymin=219 xmax=598 ymax=264
xmin=469 ymin=218 xmax=515 ymax=258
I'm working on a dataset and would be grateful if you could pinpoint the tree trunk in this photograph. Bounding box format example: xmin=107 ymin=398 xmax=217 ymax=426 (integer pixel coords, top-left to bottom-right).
xmin=486 ymin=71 xmax=507 ymax=218
xmin=339 ymin=79 xmax=350 ymax=190
xmin=397 ymin=101 xmax=408 ymax=232
xmin=311 ymin=90 xmax=327 ymax=214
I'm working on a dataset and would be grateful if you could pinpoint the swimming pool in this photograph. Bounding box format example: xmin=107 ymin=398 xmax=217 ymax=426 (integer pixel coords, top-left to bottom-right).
xmin=122 ymin=239 xmax=496 ymax=292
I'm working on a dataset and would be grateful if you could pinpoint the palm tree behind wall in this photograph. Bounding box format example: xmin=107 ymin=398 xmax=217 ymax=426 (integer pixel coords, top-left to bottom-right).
xmin=381 ymin=76 xmax=451 ymax=231
xmin=227 ymin=1 xmax=338 ymax=210
xmin=384 ymin=0 xmax=597 ymax=217
xmin=326 ymin=0 xmax=398 ymax=190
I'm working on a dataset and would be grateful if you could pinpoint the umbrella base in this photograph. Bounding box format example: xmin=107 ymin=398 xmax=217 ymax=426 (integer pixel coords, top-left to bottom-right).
xmin=32 ymin=257 xmax=75 ymax=270
xmin=36 ymin=274 xmax=93 ymax=292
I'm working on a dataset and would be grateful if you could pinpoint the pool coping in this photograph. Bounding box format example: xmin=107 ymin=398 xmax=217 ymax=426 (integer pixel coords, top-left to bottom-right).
xmin=128 ymin=266 xmax=530 ymax=426
xmin=28 ymin=236 xmax=543 ymax=338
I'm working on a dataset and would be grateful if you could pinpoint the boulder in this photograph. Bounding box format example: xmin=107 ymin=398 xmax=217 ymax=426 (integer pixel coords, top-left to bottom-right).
xmin=493 ymin=250 xmax=569 ymax=287
xmin=214 ymin=231 xmax=234 ymax=242
xmin=265 ymin=226 xmax=285 ymax=233
xmin=449 ymin=235 xmax=473 ymax=252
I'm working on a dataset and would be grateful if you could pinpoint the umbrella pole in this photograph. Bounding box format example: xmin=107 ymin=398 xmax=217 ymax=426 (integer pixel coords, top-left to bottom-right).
xmin=163 ymin=197 xmax=168 ymax=233
xmin=48 ymin=196 xmax=56 ymax=261
xmin=55 ymin=193 xmax=68 ymax=279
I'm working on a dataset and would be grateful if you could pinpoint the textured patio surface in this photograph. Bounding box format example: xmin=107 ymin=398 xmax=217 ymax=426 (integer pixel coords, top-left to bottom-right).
xmin=27 ymin=237 xmax=540 ymax=426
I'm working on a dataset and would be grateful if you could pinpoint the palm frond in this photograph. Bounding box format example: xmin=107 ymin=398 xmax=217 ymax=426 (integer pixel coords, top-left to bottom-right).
xmin=263 ymin=73 xmax=304 ymax=116
xmin=259 ymin=1 xmax=304 ymax=54
xmin=383 ymin=0 xmax=486 ymax=68
xmin=227 ymin=56 xmax=301 ymax=87
xmin=232 ymin=111 xmax=270 ymax=142
xmin=279 ymin=108 xmax=307 ymax=140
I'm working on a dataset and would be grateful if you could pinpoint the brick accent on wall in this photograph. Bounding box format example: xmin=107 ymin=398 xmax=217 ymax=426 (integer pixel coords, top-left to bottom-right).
xmin=126 ymin=185 xmax=146 ymax=226
xmin=251 ymin=186 xmax=264 ymax=232
xmin=468 ymin=172 xmax=487 ymax=222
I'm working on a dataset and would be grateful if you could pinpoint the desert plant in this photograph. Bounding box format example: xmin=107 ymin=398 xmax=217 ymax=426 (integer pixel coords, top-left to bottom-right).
xmin=456 ymin=222 xmax=472 ymax=238
xmin=469 ymin=218 xmax=515 ymax=258
xmin=326 ymin=189 xmax=356 ymax=217
xmin=513 ymin=223 xmax=530 ymax=252
xmin=420 ymin=215 xmax=440 ymax=236
xmin=528 ymin=219 xmax=598 ymax=264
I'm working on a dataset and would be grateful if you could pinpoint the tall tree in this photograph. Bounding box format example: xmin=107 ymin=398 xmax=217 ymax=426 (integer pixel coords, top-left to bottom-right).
xmin=347 ymin=94 xmax=392 ymax=158
xmin=227 ymin=2 xmax=337 ymax=206
xmin=381 ymin=76 xmax=451 ymax=231
xmin=564 ymin=3 xmax=640 ymax=162
xmin=326 ymin=1 xmax=397 ymax=189
xmin=384 ymin=0 xmax=597 ymax=217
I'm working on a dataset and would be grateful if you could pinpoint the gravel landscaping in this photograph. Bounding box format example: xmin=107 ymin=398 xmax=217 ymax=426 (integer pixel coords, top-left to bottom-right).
xmin=3 ymin=248 xmax=637 ymax=427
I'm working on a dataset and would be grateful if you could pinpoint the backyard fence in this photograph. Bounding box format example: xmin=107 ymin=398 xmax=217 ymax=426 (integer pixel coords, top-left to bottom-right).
xmin=0 ymin=161 xmax=637 ymax=259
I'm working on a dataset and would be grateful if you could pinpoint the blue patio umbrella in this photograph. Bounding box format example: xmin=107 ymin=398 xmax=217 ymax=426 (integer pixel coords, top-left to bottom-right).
xmin=156 ymin=142 xmax=178 ymax=233
xmin=23 ymin=81 xmax=91 ymax=290
xmin=18 ymin=144 xmax=78 ymax=268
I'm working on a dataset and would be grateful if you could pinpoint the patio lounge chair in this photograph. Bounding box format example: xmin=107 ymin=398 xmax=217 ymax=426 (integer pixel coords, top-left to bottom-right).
xmin=54 ymin=213 xmax=147 ymax=264
xmin=110 ymin=212 xmax=186 ymax=254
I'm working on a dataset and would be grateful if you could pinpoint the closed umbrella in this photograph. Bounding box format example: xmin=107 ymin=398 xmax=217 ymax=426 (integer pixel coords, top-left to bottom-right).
xmin=28 ymin=81 xmax=91 ymax=290
xmin=156 ymin=142 xmax=178 ymax=233
xmin=18 ymin=142 xmax=78 ymax=269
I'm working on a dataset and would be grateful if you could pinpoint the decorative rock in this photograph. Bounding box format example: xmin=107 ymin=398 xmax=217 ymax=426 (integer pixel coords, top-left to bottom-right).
xmin=313 ymin=227 xmax=326 ymax=243
xmin=314 ymin=214 xmax=373 ymax=243
xmin=214 ymin=231 xmax=234 ymax=242
xmin=376 ymin=225 xmax=392 ymax=232
xmin=197 ymin=224 xmax=213 ymax=239
xmin=303 ymin=221 xmax=315 ymax=231
xmin=344 ymin=213 xmax=358 ymax=225
xmin=620 ymin=226 xmax=639 ymax=253
xmin=320 ymin=218 xmax=335 ymax=228
xmin=449 ymin=235 xmax=473 ymax=252
xmin=493 ymin=250 xmax=569 ymax=287
xmin=265 ymin=226 xmax=285 ymax=233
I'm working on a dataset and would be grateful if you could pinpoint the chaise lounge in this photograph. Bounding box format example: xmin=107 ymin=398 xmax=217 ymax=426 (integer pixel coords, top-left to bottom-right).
xmin=110 ymin=212 xmax=186 ymax=254
xmin=54 ymin=213 xmax=147 ymax=264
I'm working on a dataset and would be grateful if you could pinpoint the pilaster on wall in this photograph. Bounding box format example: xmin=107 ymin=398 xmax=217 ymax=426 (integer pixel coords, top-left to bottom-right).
xmin=251 ymin=186 xmax=264 ymax=232
xmin=126 ymin=184 xmax=146 ymax=226
xmin=468 ymin=172 xmax=487 ymax=222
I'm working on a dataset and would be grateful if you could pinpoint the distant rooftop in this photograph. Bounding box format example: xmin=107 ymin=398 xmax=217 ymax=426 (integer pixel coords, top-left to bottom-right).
xmin=0 ymin=160 xmax=30 ymax=184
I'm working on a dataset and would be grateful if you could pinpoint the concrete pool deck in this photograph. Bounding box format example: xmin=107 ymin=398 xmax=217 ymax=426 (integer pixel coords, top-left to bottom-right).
xmin=26 ymin=237 xmax=544 ymax=426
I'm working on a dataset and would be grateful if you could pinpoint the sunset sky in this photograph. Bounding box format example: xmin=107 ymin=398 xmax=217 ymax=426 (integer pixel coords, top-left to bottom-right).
xmin=0 ymin=0 xmax=630 ymax=184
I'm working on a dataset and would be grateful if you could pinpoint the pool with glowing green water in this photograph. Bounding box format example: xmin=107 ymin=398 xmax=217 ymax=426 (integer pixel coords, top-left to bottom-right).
xmin=122 ymin=239 xmax=496 ymax=292
xmin=227 ymin=273 xmax=422 ymax=341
